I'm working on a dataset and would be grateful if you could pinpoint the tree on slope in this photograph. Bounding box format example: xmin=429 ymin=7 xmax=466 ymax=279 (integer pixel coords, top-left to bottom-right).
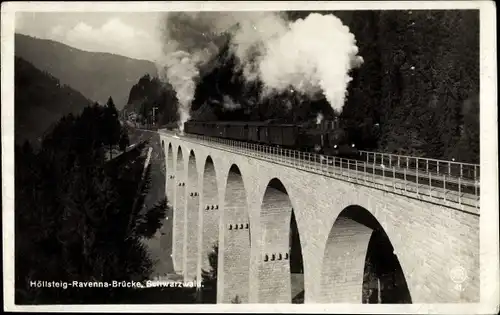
xmin=103 ymin=97 xmax=122 ymax=159
xmin=14 ymin=106 xmax=171 ymax=304
xmin=199 ymin=244 xmax=219 ymax=303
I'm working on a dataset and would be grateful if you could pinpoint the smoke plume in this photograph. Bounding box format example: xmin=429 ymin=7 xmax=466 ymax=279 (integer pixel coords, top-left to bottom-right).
xmin=222 ymin=95 xmax=242 ymax=110
xmin=157 ymin=51 xmax=200 ymax=131
xmin=156 ymin=12 xmax=227 ymax=132
xmin=256 ymin=13 xmax=364 ymax=112
xmin=155 ymin=11 xmax=363 ymax=128
xmin=316 ymin=113 xmax=324 ymax=125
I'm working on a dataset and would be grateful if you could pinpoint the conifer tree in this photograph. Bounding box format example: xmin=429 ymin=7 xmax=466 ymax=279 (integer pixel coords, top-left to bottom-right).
xmin=15 ymin=106 xmax=171 ymax=304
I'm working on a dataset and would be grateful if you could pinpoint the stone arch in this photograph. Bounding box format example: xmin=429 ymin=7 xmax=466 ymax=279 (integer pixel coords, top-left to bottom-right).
xmin=183 ymin=150 xmax=199 ymax=280
xmin=258 ymin=178 xmax=304 ymax=303
xmin=220 ymin=164 xmax=251 ymax=303
xmin=173 ymin=145 xmax=186 ymax=274
xmin=166 ymin=143 xmax=174 ymax=204
xmin=319 ymin=205 xmax=412 ymax=303
xmin=161 ymin=140 xmax=165 ymax=149
xmin=158 ymin=141 xmax=174 ymax=275
xmin=199 ymin=156 xmax=220 ymax=283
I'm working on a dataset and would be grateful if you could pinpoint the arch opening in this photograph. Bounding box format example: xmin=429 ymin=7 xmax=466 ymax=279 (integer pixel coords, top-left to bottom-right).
xmin=363 ymin=228 xmax=412 ymax=303
xmin=155 ymin=141 xmax=174 ymax=276
xmin=165 ymin=143 xmax=174 ymax=217
xmin=166 ymin=143 xmax=174 ymax=197
xmin=199 ymin=156 xmax=220 ymax=303
xmin=184 ymin=150 xmax=199 ymax=280
xmin=173 ymin=146 xmax=185 ymax=274
xmin=290 ymin=210 xmax=304 ymax=303
xmin=320 ymin=205 xmax=412 ymax=303
xmin=220 ymin=164 xmax=250 ymax=303
xmin=258 ymin=178 xmax=305 ymax=303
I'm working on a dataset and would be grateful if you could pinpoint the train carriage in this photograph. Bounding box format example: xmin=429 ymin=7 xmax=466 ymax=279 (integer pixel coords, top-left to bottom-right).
xmin=248 ymin=125 xmax=258 ymax=142
xmin=258 ymin=125 xmax=270 ymax=144
xmin=268 ymin=125 xmax=283 ymax=145
xmin=198 ymin=121 xmax=207 ymax=136
xmin=271 ymin=124 xmax=299 ymax=147
xmin=225 ymin=124 xmax=236 ymax=140
xmin=192 ymin=122 xmax=201 ymax=135
xmin=207 ymin=122 xmax=218 ymax=137
xmin=227 ymin=124 xmax=239 ymax=140
xmin=187 ymin=121 xmax=202 ymax=135
xmin=184 ymin=121 xmax=193 ymax=134
xmin=184 ymin=122 xmax=191 ymax=133
xmin=214 ymin=123 xmax=227 ymax=138
xmin=226 ymin=122 xmax=248 ymax=141
xmin=183 ymin=118 xmax=359 ymax=159
xmin=199 ymin=122 xmax=208 ymax=136
xmin=246 ymin=122 xmax=265 ymax=143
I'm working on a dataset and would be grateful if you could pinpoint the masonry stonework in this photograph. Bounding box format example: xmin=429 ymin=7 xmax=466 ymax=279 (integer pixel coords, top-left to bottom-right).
xmin=160 ymin=133 xmax=480 ymax=304
xmin=174 ymin=146 xmax=186 ymax=275
xmin=319 ymin=216 xmax=373 ymax=302
xmin=197 ymin=157 xmax=220 ymax=282
xmin=164 ymin=144 xmax=176 ymax=271
xmin=184 ymin=152 xmax=200 ymax=281
xmin=218 ymin=166 xmax=251 ymax=303
xmin=258 ymin=183 xmax=293 ymax=303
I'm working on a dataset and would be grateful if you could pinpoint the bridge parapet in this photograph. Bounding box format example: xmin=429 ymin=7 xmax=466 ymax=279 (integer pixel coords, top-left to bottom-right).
xmin=159 ymin=130 xmax=479 ymax=213
xmin=358 ymin=150 xmax=479 ymax=181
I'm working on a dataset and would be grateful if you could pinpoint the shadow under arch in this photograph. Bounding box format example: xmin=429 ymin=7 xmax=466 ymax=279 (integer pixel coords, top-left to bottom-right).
xmin=320 ymin=205 xmax=412 ymax=303
xmin=258 ymin=178 xmax=305 ymax=303
xmin=154 ymin=141 xmax=174 ymax=276
xmin=173 ymin=145 xmax=185 ymax=274
xmin=219 ymin=164 xmax=251 ymax=303
xmin=184 ymin=150 xmax=199 ymax=280
xmin=198 ymin=155 xmax=220 ymax=303
xmin=166 ymin=143 xmax=174 ymax=202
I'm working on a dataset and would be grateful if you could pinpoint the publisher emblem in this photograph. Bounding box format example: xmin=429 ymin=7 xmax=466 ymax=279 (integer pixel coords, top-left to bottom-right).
xmin=449 ymin=266 xmax=467 ymax=291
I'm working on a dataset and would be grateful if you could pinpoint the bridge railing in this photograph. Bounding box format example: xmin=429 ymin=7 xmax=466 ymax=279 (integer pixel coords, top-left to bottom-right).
xmin=358 ymin=150 xmax=479 ymax=181
xmin=163 ymin=131 xmax=479 ymax=210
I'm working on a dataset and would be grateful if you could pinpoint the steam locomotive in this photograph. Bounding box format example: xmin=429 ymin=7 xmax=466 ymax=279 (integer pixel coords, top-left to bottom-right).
xmin=177 ymin=118 xmax=360 ymax=159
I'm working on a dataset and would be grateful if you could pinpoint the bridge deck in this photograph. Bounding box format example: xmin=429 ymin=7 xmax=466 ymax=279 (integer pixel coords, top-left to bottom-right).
xmin=161 ymin=131 xmax=479 ymax=213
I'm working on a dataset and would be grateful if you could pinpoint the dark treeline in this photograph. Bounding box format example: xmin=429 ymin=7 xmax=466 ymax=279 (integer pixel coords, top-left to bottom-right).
xmin=126 ymin=10 xmax=479 ymax=163
xmin=14 ymin=100 xmax=196 ymax=304
xmin=370 ymin=10 xmax=479 ymax=163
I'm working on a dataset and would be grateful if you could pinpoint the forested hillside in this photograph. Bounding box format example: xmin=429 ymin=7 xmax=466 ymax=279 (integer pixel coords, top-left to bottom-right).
xmin=372 ymin=10 xmax=479 ymax=162
xmin=125 ymin=10 xmax=479 ymax=163
xmin=15 ymin=33 xmax=158 ymax=109
xmin=124 ymin=74 xmax=179 ymax=126
xmin=15 ymin=101 xmax=198 ymax=304
xmin=15 ymin=56 xmax=92 ymax=145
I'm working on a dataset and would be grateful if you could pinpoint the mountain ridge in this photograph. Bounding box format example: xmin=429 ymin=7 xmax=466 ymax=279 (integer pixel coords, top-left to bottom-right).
xmin=14 ymin=56 xmax=93 ymax=145
xmin=16 ymin=33 xmax=156 ymax=63
xmin=15 ymin=33 xmax=158 ymax=109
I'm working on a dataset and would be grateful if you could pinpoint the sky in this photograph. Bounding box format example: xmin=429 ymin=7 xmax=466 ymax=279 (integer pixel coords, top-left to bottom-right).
xmin=15 ymin=12 xmax=164 ymax=61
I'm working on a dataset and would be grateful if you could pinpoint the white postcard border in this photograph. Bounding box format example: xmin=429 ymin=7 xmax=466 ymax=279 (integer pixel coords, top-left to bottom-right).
xmin=2 ymin=1 xmax=498 ymax=313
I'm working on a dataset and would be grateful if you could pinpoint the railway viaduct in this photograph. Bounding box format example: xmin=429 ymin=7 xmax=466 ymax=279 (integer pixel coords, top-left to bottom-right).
xmin=158 ymin=131 xmax=479 ymax=304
